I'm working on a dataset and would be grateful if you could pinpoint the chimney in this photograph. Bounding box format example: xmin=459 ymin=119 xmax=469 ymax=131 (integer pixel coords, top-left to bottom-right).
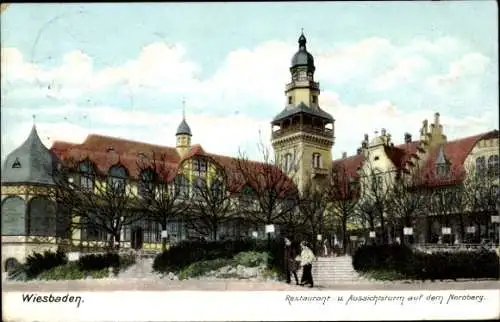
xmin=342 ymin=152 xmax=347 ymax=159
xmin=404 ymin=133 xmax=412 ymax=143
xmin=381 ymin=128 xmax=387 ymax=136
xmin=356 ymin=148 xmax=362 ymax=155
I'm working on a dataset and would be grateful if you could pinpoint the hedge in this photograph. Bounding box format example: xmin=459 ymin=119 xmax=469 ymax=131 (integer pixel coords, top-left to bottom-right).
xmin=24 ymin=249 xmax=68 ymax=279
xmin=153 ymin=238 xmax=285 ymax=275
xmin=353 ymin=244 xmax=499 ymax=280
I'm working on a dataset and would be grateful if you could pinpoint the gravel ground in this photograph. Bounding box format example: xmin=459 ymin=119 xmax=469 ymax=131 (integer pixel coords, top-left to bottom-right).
xmin=3 ymin=278 xmax=499 ymax=291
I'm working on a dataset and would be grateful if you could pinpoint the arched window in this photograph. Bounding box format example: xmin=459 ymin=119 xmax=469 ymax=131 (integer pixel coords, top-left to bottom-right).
xmin=108 ymin=165 xmax=127 ymax=194
xmin=174 ymin=175 xmax=190 ymax=199
xmin=312 ymin=153 xmax=321 ymax=168
xmin=1 ymin=196 xmax=25 ymax=236
xmin=487 ymin=155 xmax=499 ymax=176
xmin=28 ymin=197 xmax=56 ymax=236
xmin=283 ymin=153 xmax=293 ymax=172
xmin=476 ymin=156 xmax=486 ymax=175
xmin=78 ymin=160 xmax=95 ymax=191
xmin=139 ymin=169 xmax=156 ymax=200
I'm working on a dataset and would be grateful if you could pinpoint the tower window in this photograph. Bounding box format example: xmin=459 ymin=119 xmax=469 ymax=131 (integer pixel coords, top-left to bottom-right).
xmin=312 ymin=96 xmax=317 ymax=104
xmin=12 ymin=157 xmax=21 ymax=168
xmin=312 ymin=153 xmax=321 ymax=169
xmin=283 ymin=153 xmax=293 ymax=172
xmin=288 ymin=96 xmax=293 ymax=105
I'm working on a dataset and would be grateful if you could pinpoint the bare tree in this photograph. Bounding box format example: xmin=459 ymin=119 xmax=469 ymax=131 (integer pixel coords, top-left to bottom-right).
xmin=328 ymin=163 xmax=360 ymax=252
xmin=186 ymin=156 xmax=234 ymax=241
xmin=233 ymin=136 xmax=298 ymax=247
xmin=357 ymin=158 xmax=393 ymax=244
xmin=461 ymin=164 xmax=499 ymax=243
xmin=297 ymin=178 xmax=331 ymax=254
xmin=52 ymin=156 xmax=143 ymax=251
xmin=136 ymin=152 xmax=189 ymax=251
xmin=385 ymin=168 xmax=429 ymax=245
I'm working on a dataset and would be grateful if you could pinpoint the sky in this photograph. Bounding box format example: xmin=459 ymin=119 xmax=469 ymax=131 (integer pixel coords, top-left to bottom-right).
xmin=1 ymin=2 xmax=498 ymax=163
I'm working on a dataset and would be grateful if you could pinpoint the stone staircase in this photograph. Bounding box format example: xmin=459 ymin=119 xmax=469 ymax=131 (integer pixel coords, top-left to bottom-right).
xmin=310 ymin=256 xmax=366 ymax=285
xmin=118 ymin=257 xmax=158 ymax=279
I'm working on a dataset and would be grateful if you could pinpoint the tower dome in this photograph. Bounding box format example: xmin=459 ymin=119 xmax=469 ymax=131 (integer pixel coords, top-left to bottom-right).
xmin=291 ymin=32 xmax=315 ymax=72
xmin=176 ymin=118 xmax=192 ymax=136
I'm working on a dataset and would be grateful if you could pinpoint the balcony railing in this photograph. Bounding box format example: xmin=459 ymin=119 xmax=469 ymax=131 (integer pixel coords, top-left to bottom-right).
xmin=272 ymin=125 xmax=333 ymax=140
xmin=285 ymin=81 xmax=320 ymax=91
xmin=312 ymin=167 xmax=329 ymax=177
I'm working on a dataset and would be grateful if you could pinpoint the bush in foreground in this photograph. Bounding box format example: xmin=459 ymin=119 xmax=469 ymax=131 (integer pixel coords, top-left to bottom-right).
xmin=177 ymin=251 xmax=270 ymax=280
xmin=24 ymin=249 xmax=68 ymax=279
xmin=353 ymin=244 xmax=499 ymax=280
xmin=153 ymin=239 xmax=284 ymax=274
xmin=77 ymin=252 xmax=136 ymax=272
xmin=37 ymin=262 xmax=110 ymax=281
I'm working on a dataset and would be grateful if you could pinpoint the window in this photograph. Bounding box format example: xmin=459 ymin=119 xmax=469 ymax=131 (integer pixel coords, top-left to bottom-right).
xmin=373 ymin=156 xmax=379 ymax=161
xmin=312 ymin=153 xmax=321 ymax=168
xmin=436 ymin=164 xmax=450 ymax=178
xmin=283 ymin=153 xmax=293 ymax=172
xmin=240 ymin=185 xmax=254 ymax=208
xmin=487 ymin=155 xmax=499 ymax=176
xmin=288 ymin=96 xmax=293 ymax=105
xmin=174 ymin=175 xmax=190 ymax=199
xmin=12 ymin=157 xmax=21 ymax=169
xmin=476 ymin=156 xmax=486 ymax=176
xmin=82 ymin=212 xmax=107 ymax=241
xmin=192 ymin=177 xmax=206 ymax=199
xmin=298 ymin=71 xmax=307 ymax=80
xmin=78 ymin=160 xmax=95 ymax=191
xmin=312 ymin=96 xmax=317 ymax=104
xmin=108 ymin=165 xmax=127 ymax=194
xmin=193 ymin=158 xmax=207 ymax=177
xmin=211 ymin=179 xmax=225 ymax=199
xmin=139 ymin=169 xmax=155 ymax=200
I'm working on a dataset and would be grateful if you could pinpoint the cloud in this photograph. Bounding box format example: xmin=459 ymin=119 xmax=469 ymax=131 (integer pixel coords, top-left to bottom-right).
xmin=1 ymin=35 xmax=497 ymax=164
xmin=425 ymin=52 xmax=491 ymax=93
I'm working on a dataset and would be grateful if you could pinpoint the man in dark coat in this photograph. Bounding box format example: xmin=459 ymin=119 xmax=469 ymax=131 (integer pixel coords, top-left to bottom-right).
xmin=284 ymin=238 xmax=299 ymax=285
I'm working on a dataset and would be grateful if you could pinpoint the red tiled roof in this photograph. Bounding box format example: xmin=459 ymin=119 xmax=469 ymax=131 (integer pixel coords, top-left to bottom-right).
xmin=416 ymin=131 xmax=498 ymax=187
xmin=331 ymin=154 xmax=364 ymax=179
xmin=50 ymin=134 xmax=295 ymax=194
xmin=331 ymin=130 xmax=498 ymax=188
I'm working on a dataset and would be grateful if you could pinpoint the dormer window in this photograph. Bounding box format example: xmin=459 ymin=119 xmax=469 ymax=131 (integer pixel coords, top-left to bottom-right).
xmin=435 ymin=146 xmax=450 ymax=178
xmin=374 ymin=156 xmax=380 ymax=161
xmin=312 ymin=153 xmax=321 ymax=168
xmin=108 ymin=165 xmax=127 ymax=194
xmin=436 ymin=164 xmax=450 ymax=178
xmin=78 ymin=160 xmax=95 ymax=191
xmin=12 ymin=157 xmax=21 ymax=168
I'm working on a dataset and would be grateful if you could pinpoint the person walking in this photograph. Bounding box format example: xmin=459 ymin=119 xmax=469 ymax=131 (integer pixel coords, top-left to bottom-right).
xmin=299 ymin=241 xmax=316 ymax=288
xmin=284 ymin=238 xmax=299 ymax=285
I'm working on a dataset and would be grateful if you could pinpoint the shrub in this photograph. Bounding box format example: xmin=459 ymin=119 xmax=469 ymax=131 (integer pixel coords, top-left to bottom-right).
xmin=24 ymin=249 xmax=68 ymax=279
xmin=152 ymin=238 xmax=288 ymax=275
xmin=353 ymin=244 xmax=499 ymax=280
xmin=178 ymin=258 xmax=234 ymax=280
xmin=234 ymin=251 xmax=269 ymax=267
xmin=37 ymin=262 xmax=111 ymax=280
xmin=77 ymin=253 xmax=120 ymax=271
